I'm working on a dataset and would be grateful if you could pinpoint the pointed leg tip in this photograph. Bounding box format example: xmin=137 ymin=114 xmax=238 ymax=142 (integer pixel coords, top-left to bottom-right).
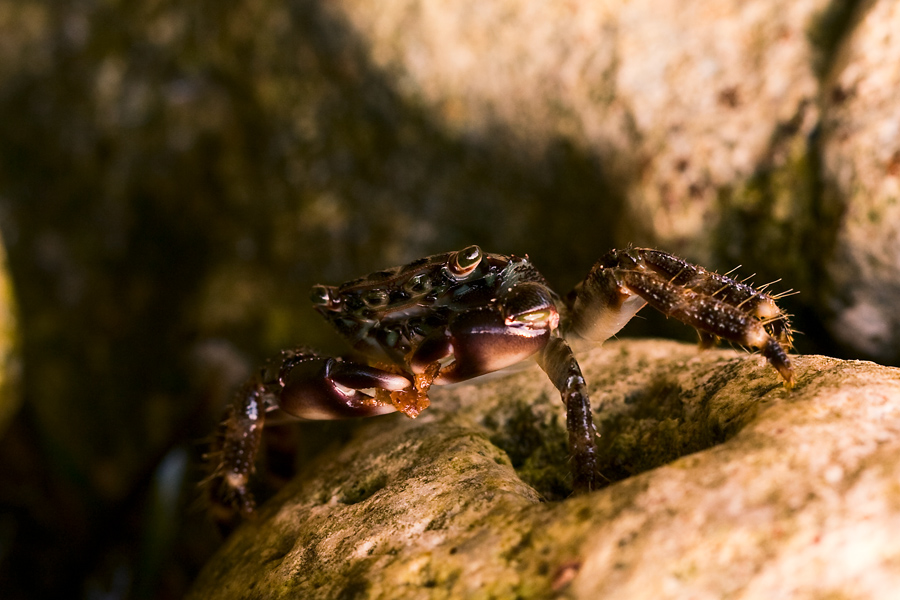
xmin=781 ymin=370 xmax=795 ymax=391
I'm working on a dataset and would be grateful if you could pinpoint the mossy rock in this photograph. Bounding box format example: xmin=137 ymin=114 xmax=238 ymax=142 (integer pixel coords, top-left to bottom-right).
xmin=190 ymin=339 xmax=900 ymax=599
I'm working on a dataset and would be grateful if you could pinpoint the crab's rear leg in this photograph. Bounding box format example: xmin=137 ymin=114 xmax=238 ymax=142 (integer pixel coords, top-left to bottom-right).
xmin=205 ymin=349 xmax=410 ymax=529
xmin=567 ymin=248 xmax=795 ymax=388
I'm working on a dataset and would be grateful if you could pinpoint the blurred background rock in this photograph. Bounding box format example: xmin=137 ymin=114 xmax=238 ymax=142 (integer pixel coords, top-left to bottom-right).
xmin=0 ymin=0 xmax=896 ymax=598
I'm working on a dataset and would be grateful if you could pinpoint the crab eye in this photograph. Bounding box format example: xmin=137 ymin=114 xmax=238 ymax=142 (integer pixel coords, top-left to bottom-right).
xmin=311 ymin=285 xmax=331 ymax=306
xmin=362 ymin=289 xmax=390 ymax=308
xmin=449 ymin=245 xmax=483 ymax=277
xmin=404 ymin=273 xmax=431 ymax=294
xmin=507 ymin=308 xmax=559 ymax=330
xmin=511 ymin=308 xmax=552 ymax=324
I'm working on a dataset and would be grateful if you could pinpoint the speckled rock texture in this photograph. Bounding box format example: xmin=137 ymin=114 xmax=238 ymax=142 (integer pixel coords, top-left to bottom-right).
xmin=334 ymin=0 xmax=825 ymax=261
xmin=189 ymin=340 xmax=900 ymax=599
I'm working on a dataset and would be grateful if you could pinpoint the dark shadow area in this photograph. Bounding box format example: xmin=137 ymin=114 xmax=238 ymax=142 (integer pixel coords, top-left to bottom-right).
xmin=807 ymin=0 xmax=867 ymax=80
xmin=485 ymin=396 xmax=572 ymax=502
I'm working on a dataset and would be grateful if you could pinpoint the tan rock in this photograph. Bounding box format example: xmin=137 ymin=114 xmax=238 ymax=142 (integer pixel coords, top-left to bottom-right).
xmin=333 ymin=0 xmax=827 ymax=260
xmin=190 ymin=340 xmax=900 ymax=599
xmin=820 ymin=0 xmax=900 ymax=361
xmin=325 ymin=0 xmax=900 ymax=362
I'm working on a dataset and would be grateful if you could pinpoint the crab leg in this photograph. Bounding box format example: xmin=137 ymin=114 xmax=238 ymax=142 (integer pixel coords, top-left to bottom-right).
xmin=206 ymin=378 xmax=270 ymax=524
xmin=567 ymin=248 xmax=794 ymax=387
xmin=627 ymin=249 xmax=794 ymax=346
xmin=536 ymin=337 xmax=598 ymax=493
xmin=206 ymin=349 xmax=410 ymax=527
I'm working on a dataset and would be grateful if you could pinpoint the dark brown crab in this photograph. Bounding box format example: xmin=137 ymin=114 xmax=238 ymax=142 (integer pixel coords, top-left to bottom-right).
xmin=206 ymin=246 xmax=794 ymax=525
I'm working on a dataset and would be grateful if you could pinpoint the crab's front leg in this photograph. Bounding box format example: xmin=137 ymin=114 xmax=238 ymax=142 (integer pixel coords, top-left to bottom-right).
xmin=429 ymin=284 xmax=602 ymax=493
xmin=206 ymin=349 xmax=410 ymax=527
xmin=535 ymin=337 xmax=598 ymax=493
xmin=566 ymin=248 xmax=795 ymax=387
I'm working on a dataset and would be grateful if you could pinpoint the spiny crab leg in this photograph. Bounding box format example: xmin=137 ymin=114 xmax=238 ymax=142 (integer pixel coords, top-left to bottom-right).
xmin=618 ymin=269 xmax=794 ymax=386
xmin=632 ymin=249 xmax=795 ymax=349
xmin=205 ymin=379 xmax=268 ymax=522
xmin=569 ymin=248 xmax=795 ymax=389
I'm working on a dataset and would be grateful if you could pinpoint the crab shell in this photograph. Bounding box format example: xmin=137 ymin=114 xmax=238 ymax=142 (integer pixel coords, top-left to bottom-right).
xmin=308 ymin=245 xmax=560 ymax=387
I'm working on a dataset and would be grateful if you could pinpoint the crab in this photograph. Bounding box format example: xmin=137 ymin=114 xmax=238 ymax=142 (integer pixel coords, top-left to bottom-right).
xmin=206 ymin=246 xmax=794 ymax=524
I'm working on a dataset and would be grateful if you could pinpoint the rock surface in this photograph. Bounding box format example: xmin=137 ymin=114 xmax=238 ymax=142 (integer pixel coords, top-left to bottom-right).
xmin=820 ymin=0 xmax=900 ymax=361
xmin=334 ymin=0 xmax=827 ymax=261
xmin=189 ymin=340 xmax=900 ymax=599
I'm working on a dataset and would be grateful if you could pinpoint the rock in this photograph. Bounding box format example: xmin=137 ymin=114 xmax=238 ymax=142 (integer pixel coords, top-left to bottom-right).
xmin=820 ymin=0 xmax=900 ymax=362
xmin=189 ymin=339 xmax=900 ymax=599
xmin=334 ymin=0 xmax=828 ymax=262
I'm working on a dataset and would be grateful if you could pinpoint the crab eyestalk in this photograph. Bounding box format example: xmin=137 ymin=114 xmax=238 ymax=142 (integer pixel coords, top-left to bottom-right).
xmin=311 ymin=284 xmax=339 ymax=311
xmin=446 ymin=244 xmax=483 ymax=278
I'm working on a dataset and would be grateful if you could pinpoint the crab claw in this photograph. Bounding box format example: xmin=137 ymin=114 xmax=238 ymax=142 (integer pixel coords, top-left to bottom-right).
xmin=437 ymin=305 xmax=553 ymax=383
xmin=279 ymin=357 xmax=409 ymax=419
